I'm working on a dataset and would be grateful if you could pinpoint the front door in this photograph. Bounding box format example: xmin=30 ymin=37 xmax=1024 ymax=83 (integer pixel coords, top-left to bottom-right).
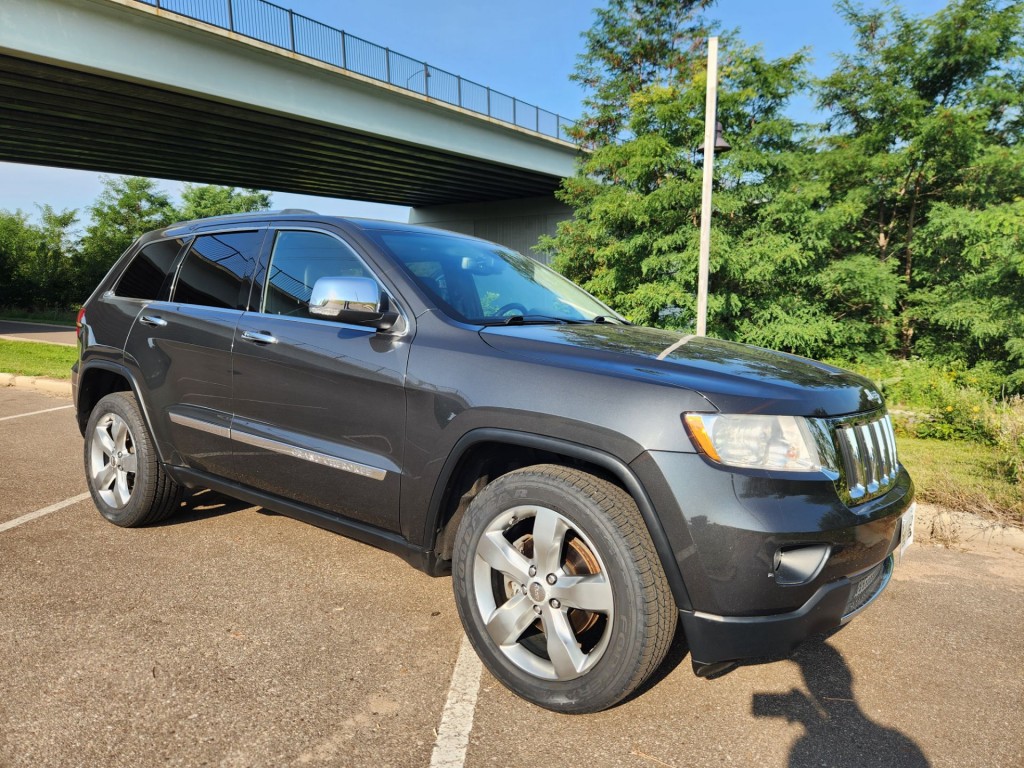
xmin=229 ymin=228 xmax=409 ymax=532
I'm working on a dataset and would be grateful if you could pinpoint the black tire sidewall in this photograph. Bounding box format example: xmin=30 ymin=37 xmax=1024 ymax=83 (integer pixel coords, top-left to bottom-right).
xmin=453 ymin=469 xmax=655 ymax=713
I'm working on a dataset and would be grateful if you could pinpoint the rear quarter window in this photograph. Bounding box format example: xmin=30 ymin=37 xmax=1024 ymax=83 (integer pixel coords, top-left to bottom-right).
xmin=114 ymin=238 xmax=187 ymax=301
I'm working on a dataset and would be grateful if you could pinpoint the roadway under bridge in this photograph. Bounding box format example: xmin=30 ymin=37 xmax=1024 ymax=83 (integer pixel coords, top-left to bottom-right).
xmin=0 ymin=0 xmax=578 ymax=255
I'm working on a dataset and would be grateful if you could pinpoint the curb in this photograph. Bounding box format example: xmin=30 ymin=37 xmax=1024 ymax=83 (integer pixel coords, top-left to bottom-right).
xmin=0 ymin=372 xmax=72 ymax=397
xmin=915 ymin=502 xmax=1024 ymax=554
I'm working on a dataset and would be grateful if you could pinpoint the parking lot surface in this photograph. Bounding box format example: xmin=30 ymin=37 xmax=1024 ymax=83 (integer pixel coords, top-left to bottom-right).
xmin=1 ymin=387 xmax=1022 ymax=767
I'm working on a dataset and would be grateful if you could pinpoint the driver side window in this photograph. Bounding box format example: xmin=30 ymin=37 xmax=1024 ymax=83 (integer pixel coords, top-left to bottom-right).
xmin=263 ymin=230 xmax=372 ymax=316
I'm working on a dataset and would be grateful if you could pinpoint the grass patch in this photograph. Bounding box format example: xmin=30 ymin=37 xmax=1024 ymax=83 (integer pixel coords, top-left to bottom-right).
xmin=0 ymin=339 xmax=77 ymax=379
xmin=898 ymin=435 xmax=1024 ymax=524
xmin=0 ymin=306 xmax=79 ymax=326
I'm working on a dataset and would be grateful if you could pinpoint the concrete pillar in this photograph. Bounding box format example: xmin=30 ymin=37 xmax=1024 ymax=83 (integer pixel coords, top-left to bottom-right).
xmin=408 ymin=195 xmax=572 ymax=264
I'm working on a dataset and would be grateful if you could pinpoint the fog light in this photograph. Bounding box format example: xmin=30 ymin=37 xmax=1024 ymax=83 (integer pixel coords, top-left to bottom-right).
xmin=773 ymin=544 xmax=831 ymax=586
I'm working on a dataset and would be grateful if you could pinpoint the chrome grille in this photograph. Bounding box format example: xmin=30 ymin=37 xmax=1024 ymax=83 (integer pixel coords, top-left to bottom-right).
xmin=835 ymin=414 xmax=898 ymax=502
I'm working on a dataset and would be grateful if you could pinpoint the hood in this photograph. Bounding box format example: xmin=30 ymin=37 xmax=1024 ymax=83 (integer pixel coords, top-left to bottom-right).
xmin=479 ymin=323 xmax=883 ymax=417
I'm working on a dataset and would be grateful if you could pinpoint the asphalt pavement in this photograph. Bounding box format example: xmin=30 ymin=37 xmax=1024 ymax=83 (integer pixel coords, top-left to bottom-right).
xmin=0 ymin=320 xmax=77 ymax=346
xmin=0 ymin=386 xmax=1021 ymax=767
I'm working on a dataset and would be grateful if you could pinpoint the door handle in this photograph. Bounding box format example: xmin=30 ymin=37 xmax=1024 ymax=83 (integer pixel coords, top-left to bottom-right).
xmin=139 ymin=314 xmax=167 ymax=327
xmin=240 ymin=330 xmax=278 ymax=345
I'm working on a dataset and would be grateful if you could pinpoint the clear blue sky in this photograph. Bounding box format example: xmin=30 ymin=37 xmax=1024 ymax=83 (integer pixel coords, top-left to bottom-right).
xmin=0 ymin=0 xmax=948 ymax=223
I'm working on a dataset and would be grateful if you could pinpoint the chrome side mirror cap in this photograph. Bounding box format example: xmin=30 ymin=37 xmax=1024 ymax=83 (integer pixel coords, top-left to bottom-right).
xmin=308 ymin=276 xmax=399 ymax=331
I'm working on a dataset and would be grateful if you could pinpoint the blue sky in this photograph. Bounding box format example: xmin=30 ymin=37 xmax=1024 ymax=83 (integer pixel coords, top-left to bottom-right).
xmin=0 ymin=0 xmax=948 ymax=222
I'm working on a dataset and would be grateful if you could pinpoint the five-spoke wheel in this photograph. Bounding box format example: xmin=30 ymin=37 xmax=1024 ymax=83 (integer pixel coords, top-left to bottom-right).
xmin=84 ymin=392 xmax=181 ymax=527
xmin=453 ymin=464 xmax=675 ymax=713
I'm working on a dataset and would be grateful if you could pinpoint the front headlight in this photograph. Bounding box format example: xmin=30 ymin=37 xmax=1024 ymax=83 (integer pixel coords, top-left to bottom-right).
xmin=683 ymin=413 xmax=836 ymax=474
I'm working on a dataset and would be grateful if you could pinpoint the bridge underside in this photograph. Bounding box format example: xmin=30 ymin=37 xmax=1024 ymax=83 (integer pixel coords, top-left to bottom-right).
xmin=0 ymin=54 xmax=563 ymax=207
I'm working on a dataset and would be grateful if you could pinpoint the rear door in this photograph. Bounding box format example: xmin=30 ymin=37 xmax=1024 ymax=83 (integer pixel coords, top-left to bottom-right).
xmin=125 ymin=227 xmax=266 ymax=477
xmin=229 ymin=226 xmax=409 ymax=532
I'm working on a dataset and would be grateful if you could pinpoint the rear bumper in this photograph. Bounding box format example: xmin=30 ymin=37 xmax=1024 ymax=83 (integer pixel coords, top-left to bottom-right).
xmin=680 ymin=554 xmax=895 ymax=665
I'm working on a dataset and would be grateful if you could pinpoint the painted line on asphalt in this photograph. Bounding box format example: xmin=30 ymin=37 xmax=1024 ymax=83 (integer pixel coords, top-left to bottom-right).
xmin=0 ymin=405 xmax=74 ymax=422
xmin=429 ymin=634 xmax=483 ymax=768
xmin=0 ymin=493 xmax=91 ymax=534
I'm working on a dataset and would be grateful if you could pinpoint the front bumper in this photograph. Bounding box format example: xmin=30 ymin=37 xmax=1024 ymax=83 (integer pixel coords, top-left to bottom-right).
xmin=630 ymin=449 xmax=914 ymax=666
xmin=680 ymin=553 xmax=895 ymax=665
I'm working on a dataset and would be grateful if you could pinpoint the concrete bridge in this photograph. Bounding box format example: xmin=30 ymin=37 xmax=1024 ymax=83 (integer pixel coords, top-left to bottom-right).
xmin=0 ymin=0 xmax=578 ymax=254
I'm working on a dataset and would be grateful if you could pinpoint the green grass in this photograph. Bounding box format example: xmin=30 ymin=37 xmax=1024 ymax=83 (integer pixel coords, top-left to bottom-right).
xmin=0 ymin=307 xmax=79 ymax=326
xmin=0 ymin=339 xmax=78 ymax=379
xmin=898 ymin=435 xmax=1024 ymax=523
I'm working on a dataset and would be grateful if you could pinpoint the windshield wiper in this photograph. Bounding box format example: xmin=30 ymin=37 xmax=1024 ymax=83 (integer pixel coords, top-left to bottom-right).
xmin=593 ymin=315 xmax=630 ymax=325
xmin=478 ymin=315 xmax=588 ymax=326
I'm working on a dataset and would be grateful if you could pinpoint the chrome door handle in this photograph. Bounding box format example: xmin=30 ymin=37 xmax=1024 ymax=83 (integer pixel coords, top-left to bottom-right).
xmin=139 ymin=315 xmax=167 ymax=327
xmin=240 ymin=330 xmax=278 ymax=345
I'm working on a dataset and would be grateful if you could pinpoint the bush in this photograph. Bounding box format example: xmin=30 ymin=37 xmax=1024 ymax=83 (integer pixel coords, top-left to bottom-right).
xmin=832 ymin=358 xmax=1024 ymax=488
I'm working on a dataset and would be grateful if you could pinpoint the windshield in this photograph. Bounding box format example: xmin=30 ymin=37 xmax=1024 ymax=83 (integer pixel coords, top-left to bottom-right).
xmin=370 ymin=230 xmax=625 ymax=325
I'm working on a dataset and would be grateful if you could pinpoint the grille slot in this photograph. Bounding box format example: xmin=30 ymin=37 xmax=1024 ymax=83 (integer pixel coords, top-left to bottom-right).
xmin=835 ymin=414 xmax=898 ymax=503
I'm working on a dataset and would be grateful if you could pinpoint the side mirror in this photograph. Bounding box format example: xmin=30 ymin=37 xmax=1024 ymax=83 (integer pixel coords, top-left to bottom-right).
xmin=308 ymin=276 xmax=399 ymax=331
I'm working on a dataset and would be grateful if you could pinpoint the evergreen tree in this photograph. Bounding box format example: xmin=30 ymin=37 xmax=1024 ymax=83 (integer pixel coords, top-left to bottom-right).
xmin=178 ymin=184 xmax=271 ymax=221
xmin=815 ymin=0 xmax=1024 ymax=365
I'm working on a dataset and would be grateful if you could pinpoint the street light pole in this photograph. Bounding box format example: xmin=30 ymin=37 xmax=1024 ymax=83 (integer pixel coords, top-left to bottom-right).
xmin=696 ymin=36 xmax=719 ymax=337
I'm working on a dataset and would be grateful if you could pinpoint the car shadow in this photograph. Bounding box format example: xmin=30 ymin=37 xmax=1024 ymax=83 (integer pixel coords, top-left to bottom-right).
xmin=161 ymin=487 xmax=252 ymax=525
xmin=751 ymin=639 xmax=929 ymax=767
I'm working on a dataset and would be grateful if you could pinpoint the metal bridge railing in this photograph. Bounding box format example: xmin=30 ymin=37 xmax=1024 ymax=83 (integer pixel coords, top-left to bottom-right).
xmin=139 ymin=0 xmax=578 ymax=143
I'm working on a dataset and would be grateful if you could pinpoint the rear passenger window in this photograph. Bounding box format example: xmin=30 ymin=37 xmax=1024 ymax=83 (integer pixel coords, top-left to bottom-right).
xmin=115 ymin=238 xmax=186 ymax=300
xmin=263 ymin=231 xmax=373 ymax=316
xmin=172 ymin=231 xmax=263 ymax=310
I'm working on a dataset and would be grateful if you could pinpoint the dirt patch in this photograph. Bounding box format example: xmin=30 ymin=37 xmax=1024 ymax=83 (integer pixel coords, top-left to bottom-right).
xmin=914 ymin=501 xmax=1024 ymax=554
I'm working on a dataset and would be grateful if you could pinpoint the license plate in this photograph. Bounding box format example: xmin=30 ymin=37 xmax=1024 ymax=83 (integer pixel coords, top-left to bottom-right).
xmin=899 ymin=503 xmax=916 ymax=559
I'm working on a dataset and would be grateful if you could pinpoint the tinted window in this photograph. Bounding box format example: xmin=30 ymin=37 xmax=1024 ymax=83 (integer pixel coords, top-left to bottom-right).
xmin=263 ymin=231 xmax=373 ymax=316
xmin=115 ymin=238 xmax=185 ymax=300
xmin=172 ymin=231 xmax=263 ymax=309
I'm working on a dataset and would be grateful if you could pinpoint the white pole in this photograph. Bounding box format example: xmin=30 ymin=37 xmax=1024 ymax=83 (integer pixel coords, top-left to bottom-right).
xmin=696 ymin=36 xmax=719 ymax=337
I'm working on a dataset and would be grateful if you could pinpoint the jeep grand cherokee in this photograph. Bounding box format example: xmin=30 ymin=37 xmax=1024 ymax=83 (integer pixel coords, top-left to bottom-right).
xmin=73 ymin=212 xmax=915 ymax=713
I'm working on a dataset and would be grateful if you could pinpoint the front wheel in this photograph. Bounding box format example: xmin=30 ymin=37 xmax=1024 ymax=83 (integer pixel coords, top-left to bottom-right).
xmin=452 ymin=465 xmax=675 ymax=713
xmin=84 ymin=391 xmax=182 ymax=527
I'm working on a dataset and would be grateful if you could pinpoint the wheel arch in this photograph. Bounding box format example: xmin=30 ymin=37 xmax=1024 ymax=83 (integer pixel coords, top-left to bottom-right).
xmin=424 ymin=428 xmax=692 ymax=610
xmin=75 ymin=361 xmax=167 ymax=463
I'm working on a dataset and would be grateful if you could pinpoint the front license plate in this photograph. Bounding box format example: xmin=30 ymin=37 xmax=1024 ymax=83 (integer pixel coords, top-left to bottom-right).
xmin=899 ymin=503 xmax=916 ymax=559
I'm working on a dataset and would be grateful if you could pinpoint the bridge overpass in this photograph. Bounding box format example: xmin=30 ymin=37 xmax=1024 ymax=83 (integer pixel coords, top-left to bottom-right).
xmin=0 ymin=0 xmax=578 ymax=254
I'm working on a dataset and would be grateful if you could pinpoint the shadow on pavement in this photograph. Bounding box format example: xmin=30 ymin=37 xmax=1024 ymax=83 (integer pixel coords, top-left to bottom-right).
xmin=163 ymin=487 xmax=252 ymax=525
xmin=752 ymin=640 xmax=929 ymax=767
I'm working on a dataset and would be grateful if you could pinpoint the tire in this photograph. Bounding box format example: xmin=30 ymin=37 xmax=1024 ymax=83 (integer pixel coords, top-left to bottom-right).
xmin=84 ymin=391 xmax=182 ymax=527
xmin=452 ymin=464 xmax=675 ymax=713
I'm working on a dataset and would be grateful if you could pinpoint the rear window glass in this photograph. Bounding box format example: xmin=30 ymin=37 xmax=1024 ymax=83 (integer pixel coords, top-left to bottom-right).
xmin=115 ymin=238 xmax=186 ymax=301
xmin=172 ymin=231 xmax=263 ymax=310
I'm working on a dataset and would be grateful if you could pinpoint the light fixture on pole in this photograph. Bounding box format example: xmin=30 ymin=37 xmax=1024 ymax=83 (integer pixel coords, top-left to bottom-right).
xmin=695 ymin=37 xmax=728 ymax=337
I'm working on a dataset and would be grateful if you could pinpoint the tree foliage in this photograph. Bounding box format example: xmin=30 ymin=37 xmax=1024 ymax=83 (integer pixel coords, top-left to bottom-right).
xmin=546 ymin=0 xmax=1024 ymax=387
xmin=0 ymin=177 xmax=273 ymax=308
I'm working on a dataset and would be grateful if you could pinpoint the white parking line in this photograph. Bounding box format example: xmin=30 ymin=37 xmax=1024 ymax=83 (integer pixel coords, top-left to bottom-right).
xmin=0 ymin=493 xmax=91 ymax=534
xmin=430 ymin=634 xmax=483 ymax=768
xmin=0 ymin=405 xmax=73 ymax=422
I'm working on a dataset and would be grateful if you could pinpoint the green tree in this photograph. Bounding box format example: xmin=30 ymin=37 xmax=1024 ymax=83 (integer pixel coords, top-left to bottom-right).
xmin=0 ymin=210 xmax=38 ymax=306
xmin=78 ymin=177 xmax=176 ymax=294
xmin=545 ymin=17 xmax=834 ymax=351
xmin=178 ymin=184 xmax=271 ymax=220
xmin=815 ymin=0 xmax=1024 ymax=364
xmin=570 ymin=0 xmax=714 ymax=146
xmin=18 ymin=206 xmax=80 ymax=307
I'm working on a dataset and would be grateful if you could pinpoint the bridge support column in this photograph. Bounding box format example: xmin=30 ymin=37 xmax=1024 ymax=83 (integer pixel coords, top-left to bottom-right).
xmin=408 ymin=196 xmax=571 ymax=263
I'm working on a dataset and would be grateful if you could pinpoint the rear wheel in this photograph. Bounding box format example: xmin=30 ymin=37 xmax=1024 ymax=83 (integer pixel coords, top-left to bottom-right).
xmin=452 ymin=464 xmax=675 ymax=713
xmin=84 ymin=391 xmax=182 ymax=527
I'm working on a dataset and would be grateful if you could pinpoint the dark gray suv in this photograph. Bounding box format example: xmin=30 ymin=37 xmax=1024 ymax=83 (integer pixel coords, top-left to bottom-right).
xmin=73 ymin=212 xmax=915 ymax=713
